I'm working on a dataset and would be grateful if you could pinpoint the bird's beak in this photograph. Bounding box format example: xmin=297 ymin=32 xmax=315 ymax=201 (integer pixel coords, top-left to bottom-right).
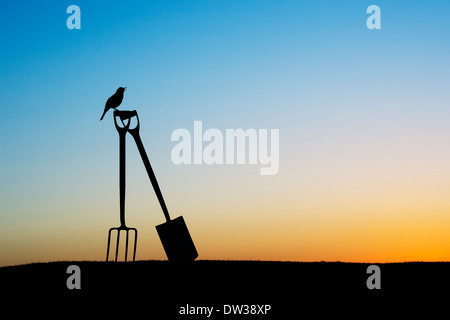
xmin=124 ymin=87 xmax=127 ymax=90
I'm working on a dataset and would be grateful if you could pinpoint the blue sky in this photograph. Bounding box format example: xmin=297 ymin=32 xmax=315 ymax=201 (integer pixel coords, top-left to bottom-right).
xmin=1 ymin=1 xmax=450 ymax=266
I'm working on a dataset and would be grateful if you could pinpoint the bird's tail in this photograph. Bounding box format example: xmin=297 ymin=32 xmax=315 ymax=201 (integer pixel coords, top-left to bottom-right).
xmin=100 ymin=110 xmax=107 ymax=121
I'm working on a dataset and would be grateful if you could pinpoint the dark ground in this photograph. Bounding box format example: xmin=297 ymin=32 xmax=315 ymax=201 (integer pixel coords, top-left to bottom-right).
xmin=0 ymin=260 xmax=448 ymax=317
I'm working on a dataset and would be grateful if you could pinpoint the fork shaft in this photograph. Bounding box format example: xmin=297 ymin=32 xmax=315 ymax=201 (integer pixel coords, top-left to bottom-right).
xmin=119 ymin=130 xmax=126 ymax=228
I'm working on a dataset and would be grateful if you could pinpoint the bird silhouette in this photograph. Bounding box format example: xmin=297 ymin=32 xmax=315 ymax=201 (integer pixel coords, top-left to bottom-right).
xmin=100 ymin=87 xmax=127 ymax=121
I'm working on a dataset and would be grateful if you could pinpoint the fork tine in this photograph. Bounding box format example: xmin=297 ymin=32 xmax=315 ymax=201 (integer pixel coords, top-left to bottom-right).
xmin=125 ymin=229 xmax=129 ymax=262
xmin=132 ymin=228 xmax=138 ymax=262
xmin=106 ymin=228 xmax=113 ymax=262
xmin=115 ymin=229 xmax=120 ymax=262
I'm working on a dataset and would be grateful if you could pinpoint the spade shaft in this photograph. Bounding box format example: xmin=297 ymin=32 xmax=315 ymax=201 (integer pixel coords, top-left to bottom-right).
xmin=129 ymin=126 xmax=171 ymax=222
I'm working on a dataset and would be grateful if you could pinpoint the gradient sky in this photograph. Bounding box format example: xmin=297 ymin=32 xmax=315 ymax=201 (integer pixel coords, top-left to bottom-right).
xmin=1 ymin=1 xmax=450 ymax=266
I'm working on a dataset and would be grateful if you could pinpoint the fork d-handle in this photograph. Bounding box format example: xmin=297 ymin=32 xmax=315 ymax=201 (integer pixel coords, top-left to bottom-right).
xmin=129 ymin=128 xmax=171 ymax=222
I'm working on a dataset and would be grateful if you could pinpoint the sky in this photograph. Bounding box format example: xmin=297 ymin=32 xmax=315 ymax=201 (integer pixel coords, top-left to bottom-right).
xmin=1 ymin=0 xmax=450 ymax=267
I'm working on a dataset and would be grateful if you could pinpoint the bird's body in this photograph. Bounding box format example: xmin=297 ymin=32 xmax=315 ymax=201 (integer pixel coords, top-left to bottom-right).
xmin=100 ymin=87 xmax=126 ymax=121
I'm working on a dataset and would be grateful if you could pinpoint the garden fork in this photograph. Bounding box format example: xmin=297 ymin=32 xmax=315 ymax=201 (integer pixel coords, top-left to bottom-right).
xmin=106 ymin=110 xmax=138 ymax=262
